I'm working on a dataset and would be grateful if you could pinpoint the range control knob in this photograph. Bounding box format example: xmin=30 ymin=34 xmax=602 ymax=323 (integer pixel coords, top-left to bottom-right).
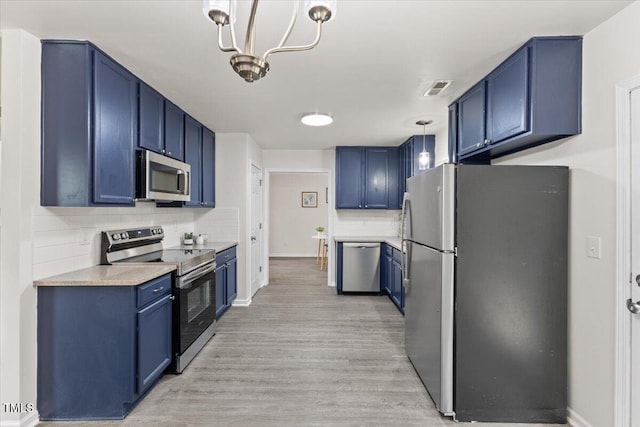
xmin=158 ymin=228 xmax=163 ymax=234
xmin=121 ymin=232 xmax=128 ymax=240
xmin=112 ymin=233 xmax=120 ymax=241
xmin=151 ymin=229 xmax=157 ymax=235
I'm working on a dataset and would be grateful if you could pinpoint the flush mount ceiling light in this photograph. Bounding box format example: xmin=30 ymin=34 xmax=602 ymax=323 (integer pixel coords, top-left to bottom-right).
xmin=203 ymin=0 xmax=336 ymax=83
xmin=301 ymin=112 xmax=333 ymax=126
xmin=416 ymin=120 xmax=433 ymax=170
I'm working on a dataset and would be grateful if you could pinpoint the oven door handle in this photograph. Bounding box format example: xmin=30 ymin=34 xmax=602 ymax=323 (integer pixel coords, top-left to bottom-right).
xmin=178 ymin=262 xmax=217 ymax=289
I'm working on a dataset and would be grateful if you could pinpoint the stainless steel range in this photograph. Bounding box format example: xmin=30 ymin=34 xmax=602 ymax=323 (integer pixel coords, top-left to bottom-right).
xmin=102 ymin=226 xmax=216 ymax=373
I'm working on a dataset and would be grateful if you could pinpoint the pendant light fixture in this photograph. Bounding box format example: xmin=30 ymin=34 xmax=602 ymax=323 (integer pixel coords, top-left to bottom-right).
xmin=203 ymin=0 xmax=336 ymax=83
xmin=416 ymin=120 xmax=433 ymax=171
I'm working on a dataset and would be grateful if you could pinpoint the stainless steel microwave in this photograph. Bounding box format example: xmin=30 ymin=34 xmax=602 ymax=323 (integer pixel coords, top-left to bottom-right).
xmin=136 ymin=150 xmax=191 ymax=202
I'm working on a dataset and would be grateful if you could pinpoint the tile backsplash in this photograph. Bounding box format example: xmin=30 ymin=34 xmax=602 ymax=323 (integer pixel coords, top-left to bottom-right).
xmin=32 ymin=202 xmax=194 ymax=280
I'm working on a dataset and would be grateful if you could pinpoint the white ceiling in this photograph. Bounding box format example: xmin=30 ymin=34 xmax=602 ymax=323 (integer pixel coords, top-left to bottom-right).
xmin=0 ymin=0 xmax=633 ymax=150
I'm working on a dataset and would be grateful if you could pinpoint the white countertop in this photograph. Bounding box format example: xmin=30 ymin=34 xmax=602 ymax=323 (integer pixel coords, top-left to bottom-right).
xmin=333 ymin=236 xmax=402 ymax=250
xmin=34 ymin=264 xmax=177 ymax=287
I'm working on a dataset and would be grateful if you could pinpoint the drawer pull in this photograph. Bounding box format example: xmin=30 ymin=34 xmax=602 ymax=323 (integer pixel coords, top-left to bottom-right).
xmin=152 ymin=286 xmax=164 ymax=293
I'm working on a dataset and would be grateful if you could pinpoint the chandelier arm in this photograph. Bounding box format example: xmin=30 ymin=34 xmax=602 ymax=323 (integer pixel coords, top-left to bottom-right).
xmin=217 ymin=24 xmax=241 ymax=53
xmin=263 ymin=20 xmax=322 ymax=60
xmin=244 ymin=0 xmax=260 ymax=55
xmin=273 ymin=0 xmax=299 ymax=52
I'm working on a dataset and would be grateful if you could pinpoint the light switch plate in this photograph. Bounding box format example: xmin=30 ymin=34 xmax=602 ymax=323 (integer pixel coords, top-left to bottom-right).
xmin=587 ymin=236 xmax=601 ymax=259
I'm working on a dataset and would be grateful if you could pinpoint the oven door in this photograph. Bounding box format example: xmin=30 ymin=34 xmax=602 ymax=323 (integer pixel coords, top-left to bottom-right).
xmin=175 ymin=262 xmax=216 ymax=355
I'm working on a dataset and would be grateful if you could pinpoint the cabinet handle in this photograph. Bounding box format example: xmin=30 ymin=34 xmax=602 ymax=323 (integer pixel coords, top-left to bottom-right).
xmin=161 ymin=149 xmax=166 ymax=154
xmin=365 ymin=205 xmax=368 ymax=208
xmin=359 ymin=204 xmax=362 ymax=208
xmin=168 ymin=151 xmax=172 ymax=156
xmin=170 ymin=295 xmax=175 ymax=301
xmin=476 ymin=142 xmax=483 ymax=148
xmin=200 ymin=202 xmax=205 ymax=206
xmin=484 ymin=139 xmax=491 ymax=146
xmin=153 ymin=286 xmax=164 ymax=293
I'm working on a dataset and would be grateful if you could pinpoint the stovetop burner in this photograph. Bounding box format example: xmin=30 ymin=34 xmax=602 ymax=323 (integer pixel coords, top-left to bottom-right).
xmin=102 ymin=227 xmax=215 ymax=276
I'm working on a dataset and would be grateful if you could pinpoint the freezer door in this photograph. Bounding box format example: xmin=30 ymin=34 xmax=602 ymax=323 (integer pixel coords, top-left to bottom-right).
xmin=405 ymin=164 xmax=455 ymax=251
xmin=404 ymin=242 xmax=454 ymax=415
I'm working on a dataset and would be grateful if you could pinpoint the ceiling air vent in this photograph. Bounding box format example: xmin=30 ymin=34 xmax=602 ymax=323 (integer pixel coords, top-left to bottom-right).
xmin=424 ymin=80 xmax=453 ymax=96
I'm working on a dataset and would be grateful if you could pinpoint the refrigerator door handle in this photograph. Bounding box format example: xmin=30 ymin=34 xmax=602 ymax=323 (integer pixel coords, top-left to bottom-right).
xmin=401 ymin=192 xmax=410 ymax=289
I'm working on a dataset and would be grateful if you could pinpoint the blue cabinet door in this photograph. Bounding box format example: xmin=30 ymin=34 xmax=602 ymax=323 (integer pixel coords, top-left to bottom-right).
xmin=226 ymin=258 xmax=237 ymax=305
xmin=487 ymin=47 xmax=530 ymax=144
xmin=201 ymin=127 xmax=216 ymax=208
xmin=137 ymin=294 xmax=172 ymax=394
xmin=404 ymin=137 xmax=414 ymax=178
xmin=215 ymin=265 xmax=226 ymax=319
xmin=392 ymin=257 xmax=403 ymax=311
xmin=364 ymin=148 xmax=389 ymax=208
xmin=138 ymin=82 xmax=164 ymax=154
xmin=457 ymin=81 xmax=487 ymax=157
xmin=92 ymin=51 xmax=137 ymax=205
xmin=184 ymin=115 xmax=202 ymax=207
xmin=164 ymin=100 xmax=185 ymax=161
xmin=336 ymin=147 xmax=364 ymax=209
xmin=448 ymin=103 xmax=458 ymax=163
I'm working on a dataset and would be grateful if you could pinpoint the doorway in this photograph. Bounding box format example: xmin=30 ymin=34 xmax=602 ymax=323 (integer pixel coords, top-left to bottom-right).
xmin=264 ymin=170 xmax=331 ymax=286
xmin=615 ymin=76 xmax=640 ymax=427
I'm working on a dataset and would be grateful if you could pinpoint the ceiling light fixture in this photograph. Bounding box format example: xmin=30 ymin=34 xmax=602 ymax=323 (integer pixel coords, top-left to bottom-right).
xmin=416 ymin=120 xmax=433 ymax=170
xmin=203 ymin=0 xmax=336 ymax=83
xmin=301 ymin=112 xmax=333 ymax=126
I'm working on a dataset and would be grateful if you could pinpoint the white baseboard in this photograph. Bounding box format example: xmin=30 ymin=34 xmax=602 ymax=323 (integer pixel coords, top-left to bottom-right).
xmin=0 ymin=412 xmax=39 ymax=427
xmin=568 ymin=407 xmax=594 ymax=427
xmin=231 ymin=298 xmax=251 ymax=307
xmin=328 ymin=281 xmax=336 ymax=287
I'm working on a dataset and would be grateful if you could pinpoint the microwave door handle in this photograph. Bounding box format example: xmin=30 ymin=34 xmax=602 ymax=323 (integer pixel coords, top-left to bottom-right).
xmin=177 ymin=170 xmax=189 ymax=195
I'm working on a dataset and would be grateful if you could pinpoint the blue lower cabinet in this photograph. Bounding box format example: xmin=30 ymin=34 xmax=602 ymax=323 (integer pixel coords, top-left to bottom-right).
xmin=215 ymin=247 xmax=237 ymax=319
xmin=37 ymin=274 xmax=172 ymax=420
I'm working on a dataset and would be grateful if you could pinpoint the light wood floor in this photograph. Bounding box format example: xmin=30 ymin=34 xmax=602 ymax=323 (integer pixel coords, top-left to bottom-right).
xmin=40 ymin=258 xmax=561 ymax=427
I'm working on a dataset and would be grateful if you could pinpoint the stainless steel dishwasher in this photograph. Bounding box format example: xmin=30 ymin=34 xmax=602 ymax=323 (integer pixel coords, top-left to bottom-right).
xmin=342 ymin=243 xmax=381 ymax=292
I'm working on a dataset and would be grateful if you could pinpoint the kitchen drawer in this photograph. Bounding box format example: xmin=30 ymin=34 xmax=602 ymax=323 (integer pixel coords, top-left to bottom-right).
xmin=137 ymin=274 xmax=172 ymax=308
xmin=216 ymin=247 xmax=237 ymax=265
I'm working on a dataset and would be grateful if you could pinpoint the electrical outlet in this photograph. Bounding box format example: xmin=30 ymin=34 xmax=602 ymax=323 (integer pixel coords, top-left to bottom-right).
xmin=587 ymin=236 xmax=601 ymax=259
xmin=79 ymin=228 xmax=93 ymax=246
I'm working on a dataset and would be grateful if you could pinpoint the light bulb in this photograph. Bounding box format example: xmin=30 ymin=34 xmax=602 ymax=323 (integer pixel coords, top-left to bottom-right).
xmin=418 ymin=150 xmax=430 ymax=170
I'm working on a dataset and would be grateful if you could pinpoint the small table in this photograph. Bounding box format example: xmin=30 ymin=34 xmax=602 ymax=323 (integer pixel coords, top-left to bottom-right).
xmin=312 ymin=235 xmax=328 ymax=270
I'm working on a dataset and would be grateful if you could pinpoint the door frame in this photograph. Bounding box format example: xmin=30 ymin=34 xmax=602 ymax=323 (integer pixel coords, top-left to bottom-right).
xmin=263 ymin=168 xmax=333 ymax=287
xmin=615 ymin=74 xmax=640 ymax=427
xmin=249 ymin=162 xmax=263 ymax=297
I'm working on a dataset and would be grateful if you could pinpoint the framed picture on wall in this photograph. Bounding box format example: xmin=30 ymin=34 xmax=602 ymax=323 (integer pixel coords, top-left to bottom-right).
xmin=301 ymin=191 xmax=318 ymax=208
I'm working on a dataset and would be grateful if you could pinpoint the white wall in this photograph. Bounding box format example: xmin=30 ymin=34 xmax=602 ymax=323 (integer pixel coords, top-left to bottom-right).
xmin=269 ymin=173 xmax=328 ymax=257
xmin=466 ymin=4 xmax=639 ymax=425
xmin=195 ymin=133 xmax=263 ymax=305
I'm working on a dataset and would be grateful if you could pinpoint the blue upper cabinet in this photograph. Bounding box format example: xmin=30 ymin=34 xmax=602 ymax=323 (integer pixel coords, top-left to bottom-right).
xmin=487 ymin=47 xmax=529 ymax=143
xmin=139 ymin=82 xmax=185 ymax=162
xmin=457 ymin=81 xmax=487 ymax=157
xmin=138 ymin=82 xmax=164 ymax=154
xmin=93 ymin=52 xmax=138 ymax=205
xmin=336 ymin=147 xmax=401 ymax=210
xmin=336 ymin=147 xmax=364 ymax=209
xmin=364 ymin=148 xmax=390 ymax=209
xmin=184 ymin=115 xmax=203 ymax=207
xmin=201 ymin=127 xmax=216 ymax=208
xmin=41 ymin=41 xmax=137 ymax=206
xmin=451 ymin=36 xmax=582 ymax=162
xmin=164 ymin=100 xmax=185 ymax=161
xmin=448 ymin=104 xmax=458 ymax=163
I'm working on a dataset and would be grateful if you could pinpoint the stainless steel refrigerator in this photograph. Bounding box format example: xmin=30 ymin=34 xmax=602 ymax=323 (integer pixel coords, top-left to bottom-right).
xmin=402 ymin=163 xmax=568 ymax=423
